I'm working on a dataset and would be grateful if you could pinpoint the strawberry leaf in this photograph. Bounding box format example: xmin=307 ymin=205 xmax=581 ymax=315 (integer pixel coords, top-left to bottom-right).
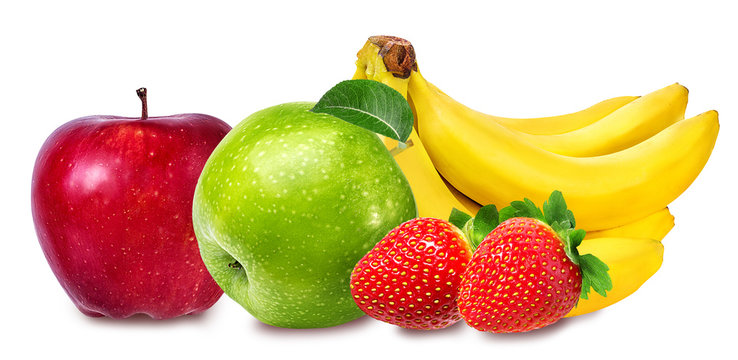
xmin=500 ymin=198 xmax=544 ymax=222
xmin=543 ymin=190 xmax=567 ymax=227
xmin=498 ymin=205 xmax=518 ymax=223
xmin=448 ymin=208 xmax=471 ymax=231
xmin=564 ymin=229 xmax=585 ymax=266
xmin=579 ymin=254 xmax=612 ymax=300
xmin=569 ymin=229 xmax=585 ymax=248
xmin=543 ymin=190 xmax=577 ymax=231
xmin=470 ymin=205 xmax=500 ymax=249
xmin=566 ymin=209 xmax=577 ymax=228
xmin=448 ymin=205 xmax=500 ymax=251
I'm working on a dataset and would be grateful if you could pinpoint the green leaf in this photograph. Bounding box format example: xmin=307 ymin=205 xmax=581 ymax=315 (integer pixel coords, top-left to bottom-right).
xmin=448 ymin=206 xmax=500 ymax=251
xmin=448 ymin=208 xmax=472 ymax=230
xmin=502 ymin=198 xmax=545 ymax=222
xmin=550 ymin=220 xmax=564 ymax=234
xmin=498 ymin=205 xmax=518 ymax=223
xmin=579 ymin=254 xmax=612 ymax=300
xmin=566 ymin=209 xmax=577 ymax=228
xmin=311 ymin=79 xmax=413 ymax=142
xmin=470 ymin=205 xmax=500 ymax=249
xmin=563 ymin=229 xmax=585 ymax=265
xmin=543 ymin=190 xmax=571 ymax=229
xmin=569 ymin=229 xmax=586 ymax=248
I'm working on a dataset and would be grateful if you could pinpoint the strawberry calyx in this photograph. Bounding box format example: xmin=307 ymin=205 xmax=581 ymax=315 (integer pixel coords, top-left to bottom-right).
xmin=449 ymin=190 xmax=612 ymax=301
xmin=449 ymin=204 xmax=498 ymax=251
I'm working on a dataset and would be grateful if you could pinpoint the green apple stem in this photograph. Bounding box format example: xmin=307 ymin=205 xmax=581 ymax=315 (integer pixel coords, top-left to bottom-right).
xmin=389 ymin=139 xmax=414 ymax=157
xmin=228 ymin=260 xmax=242 ymax=269
xmin=136 ymin=87 xmax=148 ymax=120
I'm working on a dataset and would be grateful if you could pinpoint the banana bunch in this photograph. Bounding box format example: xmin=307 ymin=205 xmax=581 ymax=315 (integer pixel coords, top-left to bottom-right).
xmin=351 ymin=36 xmax=719 ymax=318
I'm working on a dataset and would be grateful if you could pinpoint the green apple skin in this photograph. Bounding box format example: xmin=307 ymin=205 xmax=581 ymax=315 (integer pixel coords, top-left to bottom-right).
xmin=192 ymin=102 xmax=417 ymax=328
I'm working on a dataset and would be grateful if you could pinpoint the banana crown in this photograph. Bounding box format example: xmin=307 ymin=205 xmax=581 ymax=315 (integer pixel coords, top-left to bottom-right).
xmin=353 ymin=36 xmax=417 ymax=99
xmin=450 ymin=190 xmax=613 ymax=300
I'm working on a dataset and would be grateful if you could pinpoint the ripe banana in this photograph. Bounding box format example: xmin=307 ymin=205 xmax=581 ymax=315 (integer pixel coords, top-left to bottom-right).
xmin=565 ymin=237 xmax=664 ymax=317
xmin=409 ymin=69 xmax=719 ymax=231
xmin=511 ymin=83 xmax=688 ymax=156
xmin=490 ymin=96 xmax=640 ymax=135
xmin=426 ymin=81 xmax=686 ymax=157
xmin=353 ymin=38 xmax=481 ymax=219
xmin=352 ymin=37 xmax=654 ymax=221
xmin=587 ymin=207 xmax=674 ymax=241
xmin=353 ymin=37 xmax=411 ymax=102
xmin=380 ymin=131 xmax=482 ymax=218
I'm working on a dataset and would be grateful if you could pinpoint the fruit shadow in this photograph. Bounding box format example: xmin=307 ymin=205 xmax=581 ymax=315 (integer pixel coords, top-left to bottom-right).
xmin=253 ymin=315 xmax=375 ymax=336
xmin=80 ymin=310 xmax=214 ymax=327
xmin=393 ymin=320 xmax=470 ymax=338
xmin=470 ymin=312 xmax=602 ymax=342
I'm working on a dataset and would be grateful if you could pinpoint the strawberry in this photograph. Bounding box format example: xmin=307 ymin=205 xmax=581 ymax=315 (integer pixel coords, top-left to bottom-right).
xmin=449 ymin=191 xmax=611 ymax=333
xmin=349 ymin=217 xmax=472 ymax=330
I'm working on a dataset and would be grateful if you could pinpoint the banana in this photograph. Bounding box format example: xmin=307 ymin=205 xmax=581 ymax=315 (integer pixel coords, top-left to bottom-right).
xmin=380 ymin=132 xmax=482 ymax=218
xmin=587 ymin=207 xmax=675 ymax=241
xmin=409 ymin=69 xmax=719 ymax=231
xmin=490 ymin=96 xmax=640 ymax=135
xmin=353 ymin=38 xmax=481 ymax=219
xmin=511 ymin=83 xmax=688 ymax=156
xmin=352 ymin=37 xmax=644 ymax=220
xmin=426 ymin=81 xmax=686 ymax=157
xmin=353 ymin=37 xmax=411 ymax=101
xmin=565 ymin=237 xmax=664 ymax=317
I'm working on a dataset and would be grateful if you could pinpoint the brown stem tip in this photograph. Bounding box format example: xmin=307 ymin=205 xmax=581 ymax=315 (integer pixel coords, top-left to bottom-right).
xmin=136 ymin=87 xmax=148 ymax=120
xmin=368 ymin=35 xmax=418 ymax=79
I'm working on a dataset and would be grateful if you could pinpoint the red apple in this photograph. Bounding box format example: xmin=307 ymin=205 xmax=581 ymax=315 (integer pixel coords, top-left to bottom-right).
xmin=31 ymin=88 xmax=230 ymax=319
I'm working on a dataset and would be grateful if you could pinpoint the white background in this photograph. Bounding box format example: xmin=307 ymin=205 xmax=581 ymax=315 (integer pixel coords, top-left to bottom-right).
xmin=2 ymin=1 xmax=736 ymax=358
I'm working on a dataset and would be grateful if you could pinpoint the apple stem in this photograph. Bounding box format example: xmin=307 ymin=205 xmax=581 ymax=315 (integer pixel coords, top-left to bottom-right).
xmin=389 ymin=139 xmax=414 ymax=157
xmin=136 ymin=87 xmax=148 ymax=120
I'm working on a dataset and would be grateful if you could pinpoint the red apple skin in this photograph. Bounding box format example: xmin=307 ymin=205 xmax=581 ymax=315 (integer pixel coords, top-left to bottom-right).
xmin=32 ymin=113 xmax=230 ymax=319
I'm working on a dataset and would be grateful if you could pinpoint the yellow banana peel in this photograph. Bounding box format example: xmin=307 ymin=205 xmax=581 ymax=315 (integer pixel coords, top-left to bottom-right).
xmin=513 ymin=83 xmax=688 ymax=156
xmin=587 ymin=207 xmax=675 ymax=241
xmin=492 ymin=96 xmax=640 ymax=135
xmin=566 ymin=237 xmax=664 ymax=317
xmin=409 ymin=68 xmax=718 ymax=230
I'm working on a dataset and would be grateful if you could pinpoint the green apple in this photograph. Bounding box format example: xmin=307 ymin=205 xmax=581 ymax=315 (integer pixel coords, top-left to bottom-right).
xmin=193 ymin=102 xmax=417 ymax=328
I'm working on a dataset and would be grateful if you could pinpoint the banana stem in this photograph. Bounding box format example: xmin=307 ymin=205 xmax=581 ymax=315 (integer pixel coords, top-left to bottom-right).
xmin=354 ymin=36 xmax=418 ymax=100
xmin=367 ymin=35 xmax=418 ymax=79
